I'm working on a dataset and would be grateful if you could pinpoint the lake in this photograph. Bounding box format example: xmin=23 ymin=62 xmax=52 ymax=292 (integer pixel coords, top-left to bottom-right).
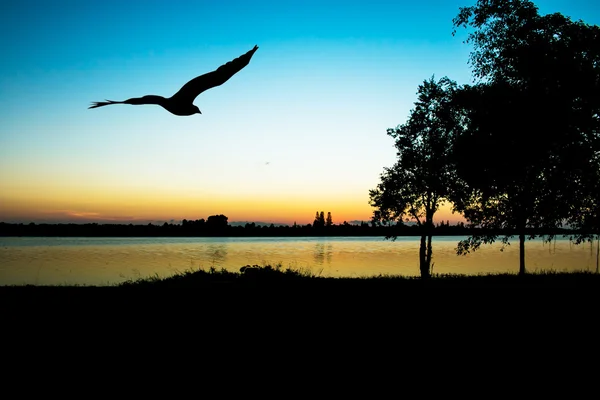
xmin=0 ymin=236 xmax=597 ymax=286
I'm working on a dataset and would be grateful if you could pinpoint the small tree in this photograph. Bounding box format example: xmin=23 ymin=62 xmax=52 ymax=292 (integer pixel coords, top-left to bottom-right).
xmin=326 ymin=212 xmax=333 ymax=227
xmin=370 ymin=76 xmax=460 ymax=278
xmin=313 ymin=211 xmax=326 ymax=229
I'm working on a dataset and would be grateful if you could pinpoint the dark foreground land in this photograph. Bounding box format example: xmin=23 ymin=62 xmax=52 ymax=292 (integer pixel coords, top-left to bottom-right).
xmin=3 ymin=266 xmax=599 ymax=371
xmin=3 ymin=266 xmax=599 ymax=314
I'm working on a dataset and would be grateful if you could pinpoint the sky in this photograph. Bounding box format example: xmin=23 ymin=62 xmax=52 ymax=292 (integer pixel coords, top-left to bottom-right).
xmin=1 ymin=0 xmax=599 ymax=226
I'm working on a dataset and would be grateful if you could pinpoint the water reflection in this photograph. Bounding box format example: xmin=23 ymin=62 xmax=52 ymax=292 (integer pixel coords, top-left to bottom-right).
xmin=0 ymin=236 xmax=597 ymax=286
xmin=202 ymin=243 xmax=228 ymax=267
xmin=313 ymin=242 xmax=333 ymax=266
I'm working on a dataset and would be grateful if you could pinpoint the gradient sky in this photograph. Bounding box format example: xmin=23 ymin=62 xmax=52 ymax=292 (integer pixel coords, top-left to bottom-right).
xmin=1 ymin=0 xmax=599 ymax=225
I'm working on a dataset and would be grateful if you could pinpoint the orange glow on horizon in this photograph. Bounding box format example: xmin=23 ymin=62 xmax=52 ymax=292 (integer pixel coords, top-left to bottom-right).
xmin=1 ymin=190 xmax=465 ymax=225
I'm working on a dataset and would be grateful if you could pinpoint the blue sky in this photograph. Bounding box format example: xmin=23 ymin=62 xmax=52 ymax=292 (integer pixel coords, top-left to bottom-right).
xmin=1 ymin=0 xmax=599 ymax=225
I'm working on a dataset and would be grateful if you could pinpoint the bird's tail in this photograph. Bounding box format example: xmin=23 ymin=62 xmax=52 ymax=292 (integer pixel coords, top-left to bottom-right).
xmin=88 ymin=100 xmax=123 ymax=109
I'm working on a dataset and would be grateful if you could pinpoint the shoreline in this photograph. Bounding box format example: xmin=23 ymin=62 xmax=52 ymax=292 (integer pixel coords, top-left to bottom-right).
xmin=2 ymin=268 xmax=598 ymax=288
xmin=4 ymin=269 xmax=598 ymax=332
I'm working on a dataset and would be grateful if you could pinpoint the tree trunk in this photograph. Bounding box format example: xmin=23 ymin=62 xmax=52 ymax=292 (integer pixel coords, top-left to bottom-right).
xmin=419 ymin=207 xmax=435 ymax=279
xmin=592 ymin=235 xmax=600 ymax=273
xmin=419 ymin=235 xmax=430 ymax=279
xmin=427 ymin=234 xmax=433 ymax=275
xmin=519 ymin=233 xmax=526 ymax=275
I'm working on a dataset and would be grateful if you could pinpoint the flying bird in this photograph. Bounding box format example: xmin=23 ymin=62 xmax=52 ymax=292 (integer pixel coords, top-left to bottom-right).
xmin=89 ymin=45 xmax=259 ymax=116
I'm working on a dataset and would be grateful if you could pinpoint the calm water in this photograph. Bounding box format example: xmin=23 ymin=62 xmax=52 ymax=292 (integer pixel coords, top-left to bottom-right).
xmin=0 ymin=236 xmax=597 ymax=286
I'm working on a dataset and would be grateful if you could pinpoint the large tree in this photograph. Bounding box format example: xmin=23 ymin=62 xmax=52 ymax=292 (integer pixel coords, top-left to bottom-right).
xmin=450 ymin=0 xmax=600 ymax=274
xmin=370 ymin=76 xmax=460 ymax=278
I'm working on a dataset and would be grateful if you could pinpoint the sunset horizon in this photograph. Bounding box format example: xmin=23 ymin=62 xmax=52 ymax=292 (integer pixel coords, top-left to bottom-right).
xmin=0 ymin=201 xmax=467 ymax=227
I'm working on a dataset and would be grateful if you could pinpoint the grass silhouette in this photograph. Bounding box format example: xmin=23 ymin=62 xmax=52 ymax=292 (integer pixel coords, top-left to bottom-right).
xmin=113 ymin=264 xmax=600 ymax=289
xmin=3 ymin=264 xmax=599 ymax=289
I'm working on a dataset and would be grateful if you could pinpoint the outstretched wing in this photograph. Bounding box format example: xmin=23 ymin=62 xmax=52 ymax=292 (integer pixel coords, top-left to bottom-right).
xmin=171 ymin=45 xmax=259 ymax=104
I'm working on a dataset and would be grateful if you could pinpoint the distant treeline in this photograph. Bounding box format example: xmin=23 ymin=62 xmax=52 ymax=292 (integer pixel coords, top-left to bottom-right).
xmin=0 ymin=218 xmax=579 ymax=238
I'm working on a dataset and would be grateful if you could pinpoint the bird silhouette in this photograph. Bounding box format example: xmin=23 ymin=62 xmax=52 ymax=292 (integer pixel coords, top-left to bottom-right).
xmin=89 ymin=45 xmax=259 ymax=116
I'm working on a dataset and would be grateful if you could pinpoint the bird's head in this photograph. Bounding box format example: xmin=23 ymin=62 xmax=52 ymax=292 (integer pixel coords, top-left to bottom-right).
xmin=193 ymin=106 xmax=202 ymax=114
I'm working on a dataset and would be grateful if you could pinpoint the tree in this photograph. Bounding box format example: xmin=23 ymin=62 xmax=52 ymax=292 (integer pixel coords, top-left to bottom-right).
xmin=313 ymin=212 xmax=321 ymax=228
xmin=313 ymin=211 xmax=325 ymax=229
xmin=369 ymin=76 xmax=461 ymax=278
xmin=326 ymin=212 xmax=333 ymax=227
xmin=450 ymin=0 xmax=600 ymax=274
xmin=206 ymin=214 xmax=229 ymax=233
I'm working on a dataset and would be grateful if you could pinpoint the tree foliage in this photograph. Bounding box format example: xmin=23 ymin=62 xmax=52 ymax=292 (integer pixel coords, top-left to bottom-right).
xmin=206 ymin=214 xmax=229 ymax=231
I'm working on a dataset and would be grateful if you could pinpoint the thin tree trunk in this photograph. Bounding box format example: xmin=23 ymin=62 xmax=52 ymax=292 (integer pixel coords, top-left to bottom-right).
xmin=596 ymin=235 xmax=600 ymax=273
xmin=519 ymin=233 xmax=526 ymax=275
xmin=419 ymin=235 xmax=430 ymax=279
xmin=420 ymin=205 xmax=434 ymax=279
xmin=427 ymin=234 xmax=433 ymax=275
